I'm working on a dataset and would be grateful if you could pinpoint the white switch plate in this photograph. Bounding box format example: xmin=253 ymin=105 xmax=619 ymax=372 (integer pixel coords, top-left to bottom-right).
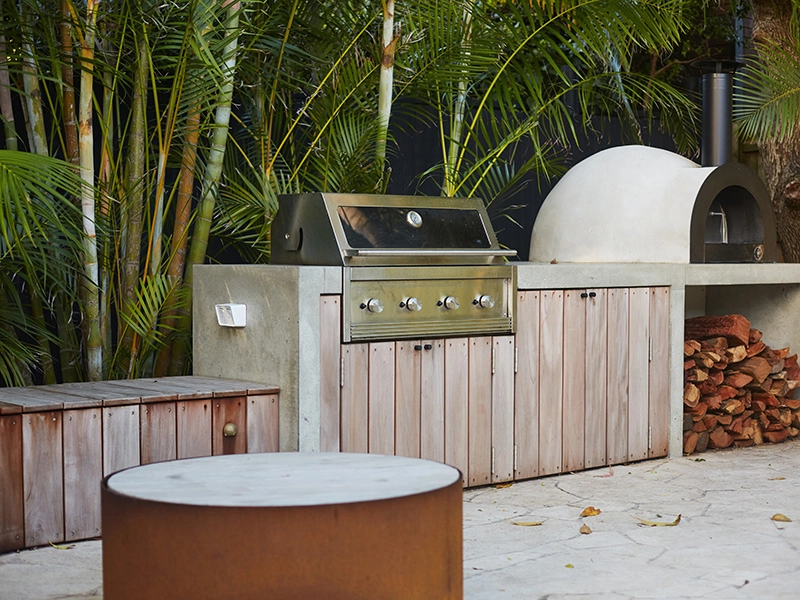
xmin=215 ymin=303 xmax=246 ymax=328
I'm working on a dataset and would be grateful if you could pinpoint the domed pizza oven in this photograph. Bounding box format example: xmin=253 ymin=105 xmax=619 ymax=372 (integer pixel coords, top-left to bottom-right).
xmin=529 ymin=145 xmax=777 ymax=264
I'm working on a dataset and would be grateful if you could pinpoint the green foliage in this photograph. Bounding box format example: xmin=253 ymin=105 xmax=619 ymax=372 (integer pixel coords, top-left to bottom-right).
xmin=0 ymin=0 xmax=701 ymax=383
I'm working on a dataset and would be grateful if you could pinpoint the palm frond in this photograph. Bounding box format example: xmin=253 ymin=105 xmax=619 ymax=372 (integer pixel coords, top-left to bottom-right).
xmin=735 ymin=40 xmax=800 ymax=143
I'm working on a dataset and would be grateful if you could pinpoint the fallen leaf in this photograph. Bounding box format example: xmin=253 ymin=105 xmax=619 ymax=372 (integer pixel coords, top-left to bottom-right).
xmin=769 ymin=477 xmax=786 ymax=481
xmin=632 ymin=514 xmax=681 ymax=527
xmin=771 ymin=514 xmax=792 ymax=522
xmin=694 ymin=458 xmax=706 ymax=462
xmin=580 ymin=506 xmax=601 ymax=517
xmin=579 ymin=524 xmax=592 ymax=534
xmin=601 ymin=466 xmax=614 ymax=478
xmin=494 ymin=482 xmax=513 ymax=489
xmin=49 ymin=541 xmax=74 ymax=550
xmin=512 ymin=520 xmax=544 ymax=527
xmin=565 ymin=563 xmax=574 ymax=568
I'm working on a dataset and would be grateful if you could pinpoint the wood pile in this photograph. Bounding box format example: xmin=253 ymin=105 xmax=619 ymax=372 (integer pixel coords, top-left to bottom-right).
xmin=683 ymin=314 xmax=800 ymax=455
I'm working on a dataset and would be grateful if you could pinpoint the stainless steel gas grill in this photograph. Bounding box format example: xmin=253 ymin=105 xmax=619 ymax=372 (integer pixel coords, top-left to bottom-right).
xmin=271 ymin=193 xmax=517 ymax=342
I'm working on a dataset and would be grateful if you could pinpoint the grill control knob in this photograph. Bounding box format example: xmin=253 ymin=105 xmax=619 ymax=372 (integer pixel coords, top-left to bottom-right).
xmin=474 ymin=294 xmax=495 ymax=309
xmin=365 ymin=298 xmax=384 ymax=313
xmin=404 ymin=297 xmax=423 ymax=311
xmin=443 ymin=296 xmax=460 ymax=310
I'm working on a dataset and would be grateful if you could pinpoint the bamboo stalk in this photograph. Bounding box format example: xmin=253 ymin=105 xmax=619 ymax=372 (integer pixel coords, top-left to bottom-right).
xmin=78 ymin=0 xmax=103 ymax=381
xmin=375 ymin=0 xmax=396 ymax=162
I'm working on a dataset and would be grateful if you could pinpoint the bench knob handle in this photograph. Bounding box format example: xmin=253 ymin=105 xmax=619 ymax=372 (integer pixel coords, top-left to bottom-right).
xmin=223 ymin=422 xmax=238 ymax=437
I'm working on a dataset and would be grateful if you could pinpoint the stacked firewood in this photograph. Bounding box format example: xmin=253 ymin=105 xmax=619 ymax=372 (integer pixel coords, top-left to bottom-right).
xmin=683 ymin=314 xmax=800 ymax=455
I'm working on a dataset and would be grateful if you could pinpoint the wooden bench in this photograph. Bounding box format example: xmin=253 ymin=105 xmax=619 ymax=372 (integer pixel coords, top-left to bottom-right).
xmin=0 ymin=376 xmax=278 ymax=552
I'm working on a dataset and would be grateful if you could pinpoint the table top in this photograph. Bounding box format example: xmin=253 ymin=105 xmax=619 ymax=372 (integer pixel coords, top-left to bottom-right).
xmin=105 ymin=452 xmax=461 ymax=507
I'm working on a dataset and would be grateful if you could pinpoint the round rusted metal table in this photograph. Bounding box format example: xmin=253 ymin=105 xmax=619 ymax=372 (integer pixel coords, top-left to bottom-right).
xmin=101 ymin=452 xmax=463 ymax=599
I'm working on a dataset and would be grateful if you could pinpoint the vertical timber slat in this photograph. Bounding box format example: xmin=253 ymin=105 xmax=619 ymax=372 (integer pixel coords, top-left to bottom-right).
xmin=246 ymin=394 xmax=280 ymax=453
xmin=23 ymin=411 xmax=64 ymax=547
xmin=514 ymin=291 xmax=540 ymax=480
xmin=491 ymin=336 xmax=515 ymax=482
xmin=649 ymin=286 xmax=671 ymax=458
xmin=63 ymin=408 xmax=102 ymax=541
xmin=140 ymin=403 xmax=177 ymax=464
xmin=444 ymin=338 xmax=469 ymax=486
xmin=607 ymin=288 xmax=630 ymax=465
xmin=421 ymin=340 xmax=445 ymax=463
xmin=395 ymin=341 xmax=421 ymax=458
xmin=0 ymin=414 xmax=24 ymax=551
xmin=103 ymin=406 xmax=140 ymax=476
xmin=341 ymin=344 xmax=369 ymax=453
xmin=368 ymin=342 xmax=395 ymax=455
xmin=319 ymin=295 xmax=342 ymax=452
xmin=585 ymin=289 xmax=608 ymax=469
xmin=212 ymin=397 xmax=247 ymax=455
xmin=628 ymin=288 xmax=651 ymax=462
xmin=539 ymin=291 xmax=564 ymax=476
xmin=177 ymin=400 xmax=212 ymax=459
xmin=468 ymin=337 xmax=492 ymax=486
xmin=562 ymin=290 xmax=586 ymax=472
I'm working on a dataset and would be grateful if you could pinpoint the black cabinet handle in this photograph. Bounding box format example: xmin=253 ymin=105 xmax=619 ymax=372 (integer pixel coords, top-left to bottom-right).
xmin=414 ymin=345 xmax=423 ymax=351
xmin=580 ymin=292 xmax=588 ymax=299
xmin=424 ymin=344 xmax=433 ymax=350
xmin=589 ymin=292 xmax=597 ymax=298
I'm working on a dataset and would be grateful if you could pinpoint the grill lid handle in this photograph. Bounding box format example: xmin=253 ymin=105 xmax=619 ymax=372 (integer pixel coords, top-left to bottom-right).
xmin=342 ymin=248 xmax=517 ymax=258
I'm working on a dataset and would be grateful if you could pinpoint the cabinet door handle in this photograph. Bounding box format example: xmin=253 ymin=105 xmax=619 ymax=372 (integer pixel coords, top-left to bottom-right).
xmin=580 ymin=292 xmax=589 ymax=299
xmin=589 ymin=291 xmax=597 ymax=298
xmin=414 ymin=345 xmax=423 ymax=351
xmin=424 ymin=344 xmax=433 ymax=350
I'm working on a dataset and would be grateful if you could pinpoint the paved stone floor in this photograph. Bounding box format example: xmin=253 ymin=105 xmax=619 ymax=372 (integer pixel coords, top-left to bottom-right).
xmin=2 ymin=439 xmax=800 ymax=599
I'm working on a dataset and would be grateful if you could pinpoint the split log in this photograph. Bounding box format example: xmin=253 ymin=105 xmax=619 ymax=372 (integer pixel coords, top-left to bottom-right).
xmin=684 ymin=431 xmax=699 ymax=454
xmin=684 ymin=383 xmax=700 ymax=407
xmin=708 ymin=426 xmax=734 ymax=449
xmin=749 ymin=328 xmax=763 ymax=344
xmin=738 ymin=357 xmax=772 ymax=383
xmin=725 ymin=345 xmax=748 ymax=363
xmin=723 ymin=371 xmax=753 ymax=388
xmin=717 ymin=385 xmax=739 ymax=401
xmin=709 ymin=370 xmax=725 ymax=386
xmin=685 ymin=314 xmax=750 ymax=346
xmin=746 ymin=340 xmax=767 ymax=357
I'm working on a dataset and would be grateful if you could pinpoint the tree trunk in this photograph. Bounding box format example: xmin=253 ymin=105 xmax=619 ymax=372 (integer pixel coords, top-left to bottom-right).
xmin=751 ymin=0 xmax=800 ymax=262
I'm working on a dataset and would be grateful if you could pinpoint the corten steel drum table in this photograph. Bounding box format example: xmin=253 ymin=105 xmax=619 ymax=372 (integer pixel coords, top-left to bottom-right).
xmin=101 ymin=452 xmax=463 ymax=599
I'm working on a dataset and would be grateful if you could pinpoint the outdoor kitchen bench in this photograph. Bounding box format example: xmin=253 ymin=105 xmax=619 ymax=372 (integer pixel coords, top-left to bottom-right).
xmin=0 ymin=375 xmax=278 ymax=552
